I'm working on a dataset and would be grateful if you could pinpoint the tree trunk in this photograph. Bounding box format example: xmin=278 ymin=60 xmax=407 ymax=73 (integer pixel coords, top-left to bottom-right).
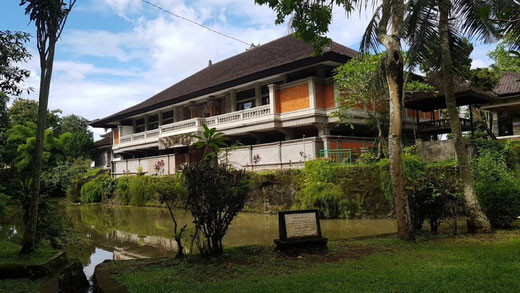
xmin=376 ymin=116 xmax=384 ymax=159
xmin=384 ymin=49 xmax=415 ymax=241
xmin=438 ymin=0 xmax=491 ymax=233
xmin=20 ymin=41 xmax=56 ymax=255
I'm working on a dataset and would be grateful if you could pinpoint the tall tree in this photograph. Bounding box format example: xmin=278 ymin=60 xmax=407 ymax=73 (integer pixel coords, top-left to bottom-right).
xmin=405 ymin=0 xmax=492 ymax=233
xmin=8 ymin=98 xmax=62 ymax=131
xmin=488 ymin=42 xmax=520 ymax=74
xmin=255 ymin=0 xmax=414 ymax=240
xmin=19 ymin=0 xmax=76 ymax=254
xmin=334 ymin=53 xmax=388 ymax=158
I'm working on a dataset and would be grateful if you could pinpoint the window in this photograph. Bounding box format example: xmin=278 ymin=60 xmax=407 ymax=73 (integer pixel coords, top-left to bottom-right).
xmin=237 ymin=100 xmax=255 ymax=110
xmin=498 ymin=112 xmax=513 ymax=136
xmin=135 ymin=118 xmax=145 ymax=133
xmin=162 ymin=110 xmax=174 ymax=125
xmin=236 ymin=88 xmax=256 ymax=111
xmin=148 ymin=114 xmax=159 ymax=130
xmin=261 ymin=85 xmax=269 ymax=105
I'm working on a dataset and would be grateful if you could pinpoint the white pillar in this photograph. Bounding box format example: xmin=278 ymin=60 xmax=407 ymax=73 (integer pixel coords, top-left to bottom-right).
xmin=309 ymin=78 xmax=316 ymax=109
xmin=268 ymin=84 xmax=278 ymax=114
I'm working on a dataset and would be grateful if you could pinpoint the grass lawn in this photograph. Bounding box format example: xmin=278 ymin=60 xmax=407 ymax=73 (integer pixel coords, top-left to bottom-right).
xmin=0 ymin=240 xmax=58 ymax=293
xmin=111 ymin=230 xmax=520 ymax=293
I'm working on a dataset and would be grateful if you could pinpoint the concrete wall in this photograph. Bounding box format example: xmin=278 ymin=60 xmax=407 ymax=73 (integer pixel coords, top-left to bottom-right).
xmin=223 ymin=137 xmax=320 ymax=170
xmin=112 ymin=154 xmax=177 ymax=177
xmin=416 ymin=139 xmax=476 ymax=162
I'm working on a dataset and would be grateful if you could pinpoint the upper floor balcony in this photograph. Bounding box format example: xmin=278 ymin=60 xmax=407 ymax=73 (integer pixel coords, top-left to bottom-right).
xmin=116 ymin=105 xmax=273 ymax=149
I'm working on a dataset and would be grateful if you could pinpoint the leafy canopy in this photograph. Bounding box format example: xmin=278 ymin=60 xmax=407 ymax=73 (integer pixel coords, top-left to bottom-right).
xmin=0 ymin=30 xmax=31 ymax=96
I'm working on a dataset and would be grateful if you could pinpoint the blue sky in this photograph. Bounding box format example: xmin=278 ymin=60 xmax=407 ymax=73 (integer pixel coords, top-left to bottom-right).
xmin=1 ymin=0 xmax=497 ymax=139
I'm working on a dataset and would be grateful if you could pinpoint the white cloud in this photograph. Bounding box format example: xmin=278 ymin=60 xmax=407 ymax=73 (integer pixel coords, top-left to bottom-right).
xmin=13 ymin=0 xmax=496 ymax=141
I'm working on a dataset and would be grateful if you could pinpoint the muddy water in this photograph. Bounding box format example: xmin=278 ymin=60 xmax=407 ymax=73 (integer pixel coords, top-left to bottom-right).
xmin=1 ymin=204 xmax=396 ymax=281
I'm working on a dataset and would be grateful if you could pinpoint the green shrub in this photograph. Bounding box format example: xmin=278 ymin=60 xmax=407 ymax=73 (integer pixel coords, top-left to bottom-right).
xmin=475 ymin=178 xmax=520 ymax=228
xmin=128 ymin=175 xmax=150 ymax=206
xmin=297 ymin=160 xmax=390 ymax=219
xmin=113 ymin=176 xmax=130 ymax=204
xmin=80 ymin=180 xmax=103 ymax=203
xmin=0 ymin=188 xmax=7 ymax=220
xmin=378 ymin=156 xmax=462 ymax=233
xmin=183 ymin=161 xmax=251 ymax=255
xmin=473 ymin=142 xmax=520 ymax=228
xmin=300 ymin=160 xmax=343 ymax=218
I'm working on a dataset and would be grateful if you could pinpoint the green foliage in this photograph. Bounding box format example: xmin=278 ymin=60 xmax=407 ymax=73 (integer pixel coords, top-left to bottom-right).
xmin=468 ymin=68 xmax=500 ymax=91
xmin=79 ymin=174 xmax=116 ymax=203
xmin=0 ymin=187 xmax=7 ymax=220
xmin=489 ymin=42 xmax=520 ymax=75
xmin=128 ymin=175 xmax=150 ymax=206
xmin=254 ymin=0 xmax=338 ymax=54
xmin=46 ymin=158 xmax=91 ymax=198
xmin=80 ymin=179 xmax=103 ymax=203
xmin=6 ymin=122 xmax=57 ymax=174
xmin=472 ymin=141 xmax=520 ymax=228
xmin=0 ymin=30 xmax=31 ymax=96
xmin=8 ymin=98 xmax=61 ymax=132
xmin=113 ymin=176 xmax=130 ymax=204
xmin=475 ymin=179 xmax=520 ymax=229
xmin=300 ymin=160 xmax=343 ymax=218
xmin=191 ymin=123 xmax=229 ymax=160
xmin=299 ymin=160 xmax=391 ymax=219
xmin=150 ymin=174 xmax=187 ymax=204
xmin=405 ymin=80 xmax=438 ymax=93
xmin=183 ymin=161 xmax=251 ymax=255
xmin=379 ymin=156 xmax=462 ymax=232
xmin=59 ymin=114 xmax=93 ymax=138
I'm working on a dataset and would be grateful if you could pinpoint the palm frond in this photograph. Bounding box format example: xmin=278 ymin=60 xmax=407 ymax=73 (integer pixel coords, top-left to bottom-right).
xmin=360 ymin=4 xmax=383 ymax=53
xmin=454 ymin=0 xmax=497 ymax=43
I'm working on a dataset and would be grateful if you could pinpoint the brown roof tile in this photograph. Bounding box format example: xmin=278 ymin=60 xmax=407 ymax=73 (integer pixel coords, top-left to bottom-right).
xmin=92 ymin=132 xmax=112 ymax=148
xmin=90 ymin=35 xmax=358 ymax=127
xmin=494 ymin=72 xmax=520 ymax=96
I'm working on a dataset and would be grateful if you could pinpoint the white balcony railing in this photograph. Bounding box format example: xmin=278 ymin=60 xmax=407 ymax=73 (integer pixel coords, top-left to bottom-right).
xmin=116 ymin=105 xmax=272 ymax=148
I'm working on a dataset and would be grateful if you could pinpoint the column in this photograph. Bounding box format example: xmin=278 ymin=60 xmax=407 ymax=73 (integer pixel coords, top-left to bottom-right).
xmin=317 ymin=124 xmax=330 ymax=158
xmin=268 ymin=84 xmax=278 ymax=114
xmin=229 ymin=89 xmax=236 ymax=112
xmin=208 ymin=97 xmax=217 ymax=116
xmin=254 ymin=84 xmax=261 ymax=108
xmin=173 ymin=107 xmax=181 ymax=122
xmin=308 ymin=78 xmax=316 ymax=109
xmin=188 ymin=102 xmax=197 ymax=118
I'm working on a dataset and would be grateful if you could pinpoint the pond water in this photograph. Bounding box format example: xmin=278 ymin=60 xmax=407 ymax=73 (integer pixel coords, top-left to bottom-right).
xmin=2 ymin=204 xmax=397 ymax=283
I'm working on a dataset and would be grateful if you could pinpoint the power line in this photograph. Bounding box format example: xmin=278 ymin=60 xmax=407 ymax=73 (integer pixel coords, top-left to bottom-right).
xmin=140 ymin=0 xmax=250 ymax=47
xmin=139 ymin=0 xmax=295 ymax=63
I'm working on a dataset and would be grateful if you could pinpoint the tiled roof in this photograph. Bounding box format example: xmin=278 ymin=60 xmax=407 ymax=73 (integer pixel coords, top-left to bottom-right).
xmin=494 ymin=72 xmax=520 ymax=96
xmin=90 ymin=35 xmax=358 ymax=127
xmin=92 ymin=132 xmax=112 ymax=148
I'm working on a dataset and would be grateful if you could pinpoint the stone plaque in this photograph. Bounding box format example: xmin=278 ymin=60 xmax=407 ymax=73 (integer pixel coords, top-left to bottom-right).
xmin=275 ymin=209 xmax=327 ymax=250
xmin=284 ymin=212 xmax=318 ymax=238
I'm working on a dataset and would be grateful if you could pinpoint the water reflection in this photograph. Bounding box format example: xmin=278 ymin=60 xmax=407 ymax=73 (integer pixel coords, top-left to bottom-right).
xmin=3 ymin=204 xmax=398 ymax=281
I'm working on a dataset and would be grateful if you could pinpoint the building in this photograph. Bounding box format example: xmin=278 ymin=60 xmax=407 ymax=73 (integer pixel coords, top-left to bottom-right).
xmin=90 ymin=132 xmax=113 ymax=170
xmin=90 ymin=35 xmax=433 ymax=176
xmin=482 ymin=72 xmax=520 ymax=140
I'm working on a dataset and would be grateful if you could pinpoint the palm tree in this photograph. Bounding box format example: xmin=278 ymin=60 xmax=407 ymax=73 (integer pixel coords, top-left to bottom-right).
xmin=488 ymin=0 xmax=520 ymax=50
xmin=191 ymin=123 xmax=229 ymax=160
xmin=404 ymin=0 xmax=493 ymax=233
